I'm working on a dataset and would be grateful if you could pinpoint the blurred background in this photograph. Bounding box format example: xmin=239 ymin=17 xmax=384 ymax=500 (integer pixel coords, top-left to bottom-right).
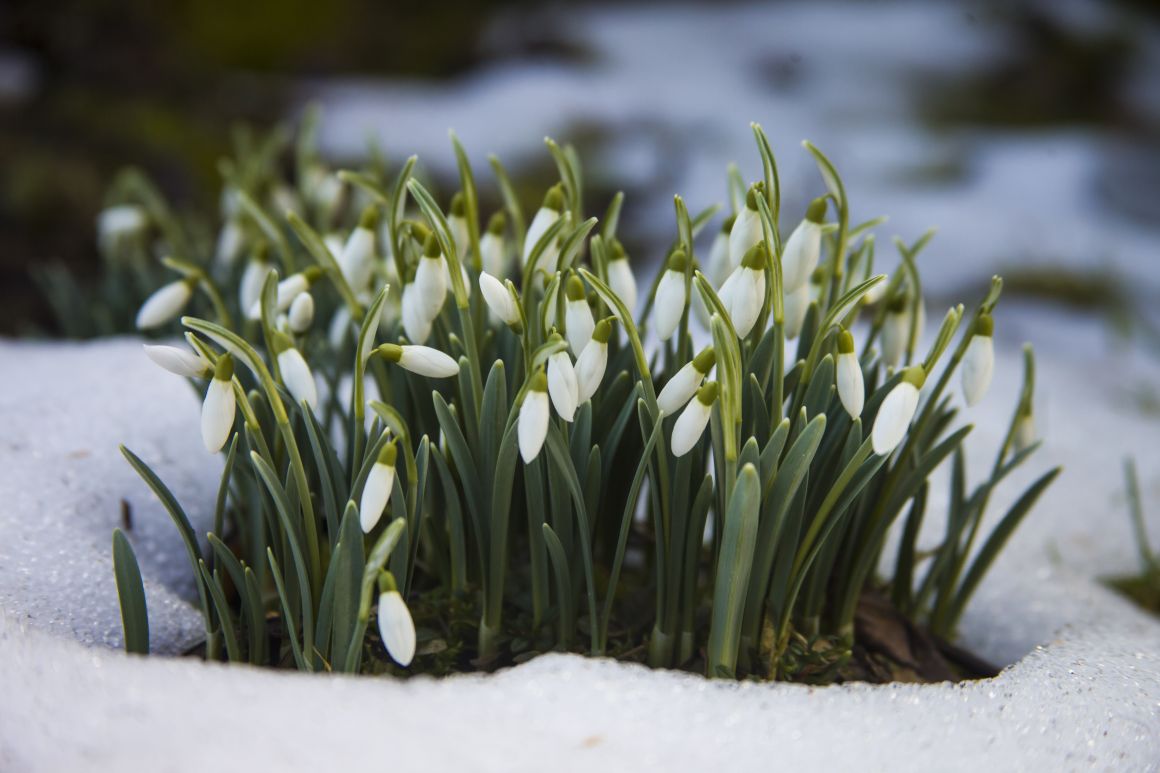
xmin=2 ymin=0 xmax=1159 ymax=348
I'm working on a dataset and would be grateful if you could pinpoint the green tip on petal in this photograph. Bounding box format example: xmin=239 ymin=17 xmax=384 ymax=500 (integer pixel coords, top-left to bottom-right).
xmin=214 ymin=353 xmax=235 ymax=381
xmin=272 ymin=331 xmax=295 ymax=354
xmin=486 ymin=211 xmax=506 ymax=235
xmin=741 ymin=242 xmax=768 ymax=270
xmin=805 ymin=196 xmax=827 ymax=224
xmin=359 ymin=205 xmax=380 ymax=230
xmin=667 ymin=249 xmax=688 ymax=272
xmin=376 ymin=570 xmax=399 ymax=594
xmin=744 ymin=183 xmax=764 ymax=211
xmin=423 ymin=233 xmax=441 ymax=258
xmin=378 ymin=441 xmax=397 ymax=466
xmin=975 ymin=313 xmax=994 ymax=337
xmin=692 ymin=345 xmax=716 ymax=374
xmin=450 ymin=192 xmax=466 ymax=217
xmin=901 ymin=365 xmax=926 ymax=389
xmin=543 ymin=183 xmax=566 ymax=212
xmin=565 ymin=274 xmax=587 ymax=301
xmin=887 ymin=294 xmax=909 ymax=314
xmin=529 ymin=369 xmax=548 ymax=392
xmin=837 ymin=329 xmax=855 ymax=354
xmin=721 ymin=214 xmax=736 ymax=233
xmin=592 ymin=318 xmax=612 ymax=343
xmin=610 ymin=239 xmax=626 ymax=260
xmin=409 ymin=221 xmax=432 ymax=244
xmin=254 ymin=240 xmax=271 ymax=263
xmin=810 ymin=266 xmax=826 ymax=285
xmin=378 ymin=343 xmax=403 ymax=363
xmin=696 ymin=380 xmax=720 ymax=405
xmin=303 ymin=266 xmax=324 ymax=284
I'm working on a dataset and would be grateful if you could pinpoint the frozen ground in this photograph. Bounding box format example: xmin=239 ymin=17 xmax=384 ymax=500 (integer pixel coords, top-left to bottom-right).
xmin=1 ymin=329 xmax=1158 ymax=771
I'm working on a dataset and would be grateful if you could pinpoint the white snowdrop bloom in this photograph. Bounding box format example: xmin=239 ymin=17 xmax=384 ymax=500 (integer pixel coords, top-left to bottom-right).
xmin=480 ymin=211 xmax=508 ymax=277
xmin=377 ymin=588 xmax=416 ymax=667
xmin=671 ymin=381 xmax=718 ymax=457
xmin=239 ymin=249 xmax=273 ymax=312
xmin=727 ymin=244 xmax=766 ymax=338
xmin=522 ymin=184 xmax=564 ymax=267
xmin=783 ymin=282 xmax=811 ymax=340
xmin=864 ymin=275 xmax=888 ymax=305
xmin=136 ymin=278 xmax=195 ymax=330
xmin=97 ymin=204 xmax=148 ymax=253
xmin=653 ymin=249 xmax=689 ymax=342
xmin=144 ymin=344 xmax=211 ymax=379
xmin=706 ymin=215 xmax=734 ymax=287
xmin=657 ymin=346 xmax=715 ymax=415
xmin=872 ymin=366 xmax=925 ymax=455
xmin=880 ymin=298 xmax=909 ymax=368
xmin=835 ymin=329 xmax=864 ymax=419
xmin=401 ymin=281 xmax=433 ymax=344
xmin=441 ymin=260 xmax=472 ymax=299
xmin=324 ymin=233 xmax=344 ymax=262
xmin=479 ymin=271 xmax=520 ymax=327
xmin=271 ymin=184 xmax=301 ymax=218
xmin=728 ymin=185 xmax=763 ymax=270
xmin=564 ymin=275 xmax=595 ymax=353
xmin=1013 ymin=410 xmax=1036 ymax=452
xmin=575 ymin=319 xmax=612 ymax=403
xmin=415 ymin=235 xmax=448 ymax=320
xmin=961 ymin=313 xmax=995 ymax=406
xmin=329 ymin=303 xmax=353 ymax=348
xmin=273 ymin=333 xmax=318 ymax=409
xmin=288 ymin=292 xmax=314 ymax=333
xmin=200 ymin=355 xmax=236 ymax=453
xmin=547 ymin=347 xmax=579 ymax=422
xmin=607 ymin=241 xmax=638 ymax=315
xmin=214 ymin=219 xmax=245 ymax=268
xmin=716 ymin=266 xmax=739 ymax=312
xmin=449 ymin=192 xmax=470 ymax=262
xmin=307 ymin=166 xmax=344 ymax=214
xmin=379 ymin=343 xmax=460 ymax=378
xmin=359 ymin=442 xmax=397 ymax=533
xmin=518 ymin=371 xmax=550 ymax=463
xmin=338 ymin=208 xmax=379 ymax=293
xmin=246 ymin=266 xmax=321 ymax=320
xmin=781 ymin=197 xmax=826 ymax=293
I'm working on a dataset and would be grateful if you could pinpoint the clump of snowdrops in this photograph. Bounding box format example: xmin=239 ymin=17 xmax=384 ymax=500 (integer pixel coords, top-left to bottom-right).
xmin=110 ymin=117 xmax=1059 ymax=681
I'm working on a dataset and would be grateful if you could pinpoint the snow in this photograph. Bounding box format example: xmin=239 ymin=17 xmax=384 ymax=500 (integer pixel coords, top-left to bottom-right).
xmin=0 ymin=328 xmax=1158 ymax=770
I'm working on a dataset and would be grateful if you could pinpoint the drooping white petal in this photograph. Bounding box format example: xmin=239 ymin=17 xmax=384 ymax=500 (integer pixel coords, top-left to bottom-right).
xmin=479 ymin=271 xmax=519 ymax=325
xmin=398 ymin=345 xmax=460 ymax=378
xmin=960 ymin=335 xmax=994 ymax=406
xmin=671 ymin=395 xmax=712 ymax=457
xmin=836 ymin=351 xmax=865 ymax=418
xmin=783 ymin=283 xmax=811 ymax=340
xmin=1014 ymin=413 xmax=1036 ymax=452
xmin=518 ymin=390 xmax=550 ymax=462
xmin=657 ymin=361 xmax=703 ymax=415
xmin=449 ymin=215 xmax=470 ymax=261
xmin=214 ymin=220 xmax=245 ymax=268
xmin=377 ymin=590 xmax=416 ymax=667
xmin=246 ymin=272 xmax=310 ymax=320
xmin=565 ymin=298 xmax=595 ymax=354
xmin=881 ymin=311 xmax=908 ymax=368
xmin=522 ymin=207 xmax=560 ymax=267
xmin=547 ymin=351 xmax=579 ymax=422
xmin=239 ymin=260 xmax=271 ymax=312
xmin=705 ymin=230 xmax=731 ymax=287
xmin=136 ymin=280 xmax=193 ymax=330
xmin=780 ymin=219 xmax=823 ymax=293
xmin=575 ymin=340 xmax=608 ymax=404
xmin=728 ymin=268 xmax=764 ymax=338
xmin=144 ymin=344 xmax=210 ymax=378
xmin=360 ymin=461 xmax=396 ymax=533
xmin=728 ymin=207 xmax=761 ymax=270
xmin=653 ymin=270 xmax=687 ymax=341
xmin=607 ymin=259 xmax=638 ymax=315
xmin=872 ymin=381 xmax=919 ymax=455
xmin=200 ymin=377 xmax=235 ymax=453
xmin=278 ymin=348 xmax=318 ymax=409
xmin=288 ymin=292 xmax=314 ymax=333
xmin=716 ymin=268 xmax=738 ymax=312
xmin=414 ymin=255 xmax=447 ymax=320
xmin=480 ymin=232 xmax=506 ymax=277
xmin=401 ymin=283 xmax=433 ymax=344
xmin=338 ymin=226 xmax=376 ymax=293
xmin=329 ymin=304 xmax=353 ymax=349
xmin=97 ymin=205 xmax=148 ymax=251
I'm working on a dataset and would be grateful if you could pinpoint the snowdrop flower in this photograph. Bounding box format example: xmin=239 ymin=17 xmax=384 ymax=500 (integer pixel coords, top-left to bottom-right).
xmin=359 ymin=441 xmax=397 ymax=533
xmin=547 ymin=342 xmax=579 ymax=422
xmin=239 ymin=245 xmax=273 ymax=312
xmin=214 ymin=219 xmax=245 ymax=268
xmin=200 ymin=355 xmax=236 ymax=453
xmin=305 ymin=165 xmax=344 ymax=215
xmin=338 ymin=207 xmax=379 ymax=294
xmin=672 ymin=381 xmax=719 ymax=457
xmin=658 ymin=346 xmax=715 ymax=415
xmin=136 ymin=278 xmax=195 ymax=330
xmin=377 ymin=583 xmax=416 ymax=667
xmin=378 ymin=343 xmax=460 ymax=378
xmin=415 ymin=234 xmax=448 ymax=320
xmin=449 ymin=192 xmax=469 ymax=262
xmin=401 ymin=279 xmax=433 ymax=344
xmin=880 ymin=296 xmax=909 ymax=368
xmin=781 ymin=197 xmax=826 ymax=293
xmin=728 ymin=184 xmax=763 ymax=270
xmin=1013 ymin=409 xmax=1036 ymax=452
xmin=288 ymin=292 xmax=314 ymax=333
xmin=246 ymin=266 xmax=322 ymax=320
xmin=522 ymin=184 xmax=564 ymax=268
xmin=726 ymin=243 xmax=766 ymax=338
xmin=872 ymin=365 xmax=925 ymax=455
xmin=576 ymin=318 xmax=612 ymax=403
xmin=961 ymin=313 xmax=995 ymax=406
xmin=864 ymin=274 xmax=888 ymax=306
xmin=653 ymin=249 xmax=688 ymax=342
xmin=273 ymin=332 xmax=318 ymax=409
xmin=519 ymin=370 xmax=550 ymax=463
xmin=97 ymin=204 xmax=148 ymax=253
xmin=564 ymin=275 xmax=595 ymax=354
xmin=607 ymin=240 xmax=638 ymax=315
xmin=836 ymin=328 xmax=864 ymax=418
xmin=706 ymin=215 xmax=735 ymax=287
xmin=144 ymin=344 xmax=211 ymax=379
xmin=480 ymin=211 xmax=507 ymax=277
xmin=479 ymin=271 xmax=521 ymax=328
xmin=783 ymin=282 xmax=811 ymax=340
